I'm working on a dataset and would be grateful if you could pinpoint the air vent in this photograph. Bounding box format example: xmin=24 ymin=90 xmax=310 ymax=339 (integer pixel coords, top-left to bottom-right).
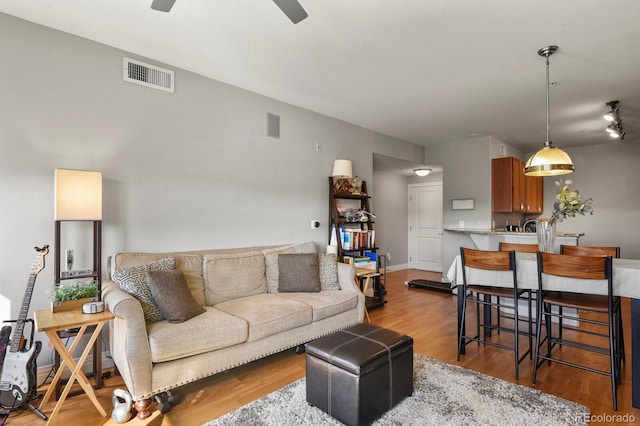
xmin=123 ymin=57 xmax=174 ymax=93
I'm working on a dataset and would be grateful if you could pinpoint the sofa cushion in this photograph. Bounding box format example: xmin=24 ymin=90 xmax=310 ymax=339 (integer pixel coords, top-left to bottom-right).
xmin=146 ymin=270 xmax=205 ymax=323
xmin=279 ymin=291 xmax=359 ymax=322
xmin=319 ymin=254 xmax=340 ymax=291
xmin=278 ymin=253 xmax=321 ymax=293
xmin=203 ymin=251 xmax=267 ymax=305
xmin=214 ymin=294 xmax=312 ymax=342
xmin=112 ymin=257 xmax=175 ymax=324
xmin=113 ymin=252 xmax=205 ymax=306
xmin=293 ymin=241 xmax=317 ymax=253
xmin=262 ymin=246 xmax=296 ymax=294
xmin=146 ymin=306 xmax=248 ymax=363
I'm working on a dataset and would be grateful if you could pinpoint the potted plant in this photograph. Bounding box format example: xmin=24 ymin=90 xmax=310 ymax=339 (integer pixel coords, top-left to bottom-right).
xmin=50 ymin=280 xmax=99 ymax=312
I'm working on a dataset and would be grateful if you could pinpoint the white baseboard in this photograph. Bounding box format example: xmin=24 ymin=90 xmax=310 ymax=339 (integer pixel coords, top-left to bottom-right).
xmin=386 ymin=263 xmax=408 ymax=272
xmin=37 ymin=352 xmax=114 ymax=385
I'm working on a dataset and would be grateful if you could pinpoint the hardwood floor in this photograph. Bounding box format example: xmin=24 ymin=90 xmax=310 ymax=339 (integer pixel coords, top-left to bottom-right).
xmin=6 ymin=269 xmax=639 ymax=425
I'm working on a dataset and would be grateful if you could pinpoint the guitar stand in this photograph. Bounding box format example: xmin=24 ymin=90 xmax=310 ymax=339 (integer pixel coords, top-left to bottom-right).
xmin=0 ymin=398 xmax=47 ymax=422
xmin=26 ymin=401 xmax=47 ymax=421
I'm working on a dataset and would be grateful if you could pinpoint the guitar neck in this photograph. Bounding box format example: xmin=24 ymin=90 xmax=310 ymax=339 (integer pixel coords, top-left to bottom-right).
xmin=10 ymin=275 xmax=36 ymax=353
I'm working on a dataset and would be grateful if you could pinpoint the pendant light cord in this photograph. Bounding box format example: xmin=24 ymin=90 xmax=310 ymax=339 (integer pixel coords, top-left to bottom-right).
xmin=545 ymin=53 xmax=551 ymax=146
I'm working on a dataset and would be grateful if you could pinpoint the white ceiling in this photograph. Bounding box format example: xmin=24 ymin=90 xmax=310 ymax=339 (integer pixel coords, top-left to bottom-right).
xmin=2 ymin=0 xmax=639 ymax=154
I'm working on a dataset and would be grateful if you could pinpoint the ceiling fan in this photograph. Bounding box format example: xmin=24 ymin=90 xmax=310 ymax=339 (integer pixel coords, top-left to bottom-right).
xmin=150 ymin=0 xmax=308 ymax=24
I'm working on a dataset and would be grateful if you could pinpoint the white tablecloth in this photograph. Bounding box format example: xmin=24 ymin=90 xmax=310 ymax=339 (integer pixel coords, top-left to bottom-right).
xmin=446 ymin=252 xmax=640 ymax=299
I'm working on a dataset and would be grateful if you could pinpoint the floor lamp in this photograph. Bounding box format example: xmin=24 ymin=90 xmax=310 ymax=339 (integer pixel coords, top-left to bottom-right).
xmin=53 ymin=168 xmax=104 ymax=392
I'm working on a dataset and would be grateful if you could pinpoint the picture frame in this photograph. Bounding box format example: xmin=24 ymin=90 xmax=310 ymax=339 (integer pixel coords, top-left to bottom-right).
xmin=452 ymin=198 xmax=475 ymax=210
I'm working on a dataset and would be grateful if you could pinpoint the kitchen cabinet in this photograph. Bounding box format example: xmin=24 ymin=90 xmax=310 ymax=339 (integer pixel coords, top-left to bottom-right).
xmin=524 ymin=174 xmax=543 ymax=213
xmin=492 ymin=157 xmax=524 ymax=212
xmin=492 ymin=157 xmax=543 ymax=213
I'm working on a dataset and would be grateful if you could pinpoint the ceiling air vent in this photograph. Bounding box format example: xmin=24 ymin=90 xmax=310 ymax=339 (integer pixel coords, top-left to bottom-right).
xmin=123 ymin=57 xmax=174 ymax=93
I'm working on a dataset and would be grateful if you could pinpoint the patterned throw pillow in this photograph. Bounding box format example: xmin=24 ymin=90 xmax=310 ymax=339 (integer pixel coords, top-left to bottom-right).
xmin=112 ymin=257 xmax=175 ymax=324
xmin=319 ymin=254 xmax=340 ymax=290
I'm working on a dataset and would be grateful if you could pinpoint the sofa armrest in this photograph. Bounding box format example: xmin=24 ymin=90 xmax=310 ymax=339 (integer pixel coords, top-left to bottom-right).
xmin=102 ymin=280 xmax=153 ymax=400
xmin=336 ymin=263 xmax=365 ymax=322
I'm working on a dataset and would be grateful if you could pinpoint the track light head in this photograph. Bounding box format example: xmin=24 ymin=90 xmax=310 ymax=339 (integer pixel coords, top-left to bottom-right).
xmin=604 ymin=100 xmax=620 ymax=122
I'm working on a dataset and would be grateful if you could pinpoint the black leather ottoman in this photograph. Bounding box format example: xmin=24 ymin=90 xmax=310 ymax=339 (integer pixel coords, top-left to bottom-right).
xmin=305 ymin=323 xmax=413 ymax=426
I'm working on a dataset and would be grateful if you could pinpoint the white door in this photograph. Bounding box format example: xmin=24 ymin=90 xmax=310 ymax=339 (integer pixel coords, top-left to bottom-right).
xmin=408 ymin=183 xmax=443 ymax=271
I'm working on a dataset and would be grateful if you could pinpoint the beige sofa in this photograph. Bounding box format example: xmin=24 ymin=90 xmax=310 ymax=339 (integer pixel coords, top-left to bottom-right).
xmin=102 ymin=242 xmax=364 ymax=417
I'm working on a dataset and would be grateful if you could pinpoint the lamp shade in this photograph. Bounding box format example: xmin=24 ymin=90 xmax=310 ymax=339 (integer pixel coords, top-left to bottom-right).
xmin=54 ymin=168 xmax=103 ymax=220
xmin=332 ymin=159 xmax=353 ymax=178
xmin=523 ymin=143 xmax=574 ymax=176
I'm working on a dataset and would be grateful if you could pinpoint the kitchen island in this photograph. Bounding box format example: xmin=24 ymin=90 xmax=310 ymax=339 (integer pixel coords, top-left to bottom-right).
xmin=444 ymin=228 xmax=583 ymax=252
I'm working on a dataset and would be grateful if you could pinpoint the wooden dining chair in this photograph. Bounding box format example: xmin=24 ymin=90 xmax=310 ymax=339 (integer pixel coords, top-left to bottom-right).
xmin=458 ymin=247 xmax=532 ymax=380
xmin=496 ymin=242 xmax=539 ymax=330
xmin=560 ymin=245 xmax=620 ymax=258
xmin=498 ymin=242 xmax=539 ymax=253
xmin=559 ymin=244 xmax=624 ymax=360
xmin=532 ymin=252 xmax=622 ymax=410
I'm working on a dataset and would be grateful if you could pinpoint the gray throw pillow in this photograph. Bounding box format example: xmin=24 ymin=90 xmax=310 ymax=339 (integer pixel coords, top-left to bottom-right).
xmin=278 ymin=253 xmax=321 ymax=293
xmin=112 ymin=257 xmax=175 ymax=324
xmin=319 ymin=253 xmax=340 ymax=291
xmin=146 ymin=270 xmax=205 ymax=323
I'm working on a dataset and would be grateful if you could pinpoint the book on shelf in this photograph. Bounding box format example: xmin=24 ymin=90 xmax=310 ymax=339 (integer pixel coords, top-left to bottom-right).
xmin=356 ymin=261 xmax=377 ymax=270
xmin=339 ymin=228 xmax=375 ymax=251
xmin=363 ymin=250 xmax=377 ymax=261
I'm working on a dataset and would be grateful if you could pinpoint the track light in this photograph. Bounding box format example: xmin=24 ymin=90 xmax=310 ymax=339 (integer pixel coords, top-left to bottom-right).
xmin=604 ymin=100 xmax=619 ymax=122
xmin=604 ymin=100 xmax=625 ymax=140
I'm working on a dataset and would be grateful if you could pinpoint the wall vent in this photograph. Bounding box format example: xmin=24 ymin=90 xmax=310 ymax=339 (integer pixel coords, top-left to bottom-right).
xmin=267 ymin=113 xmax=280 ymax=138
xmin=123 ymin=57 xmax=174 ymax=93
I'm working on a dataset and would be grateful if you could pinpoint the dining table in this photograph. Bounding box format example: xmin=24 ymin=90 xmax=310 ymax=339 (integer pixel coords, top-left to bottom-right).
xmin=446 ymin=252 xmax=640 ymax=408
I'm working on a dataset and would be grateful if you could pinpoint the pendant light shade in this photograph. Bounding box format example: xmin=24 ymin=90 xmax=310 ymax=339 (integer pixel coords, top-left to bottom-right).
xmin=524 ymin=46 xmax=574 ymax=177
xmin=523 ymin=142 xmax=574 ymax=176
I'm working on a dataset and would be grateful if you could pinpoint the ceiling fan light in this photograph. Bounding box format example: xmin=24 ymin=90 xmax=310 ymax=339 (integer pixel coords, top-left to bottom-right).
xmin=524 ymin=142 xmax=574 ymax=176
xmin=413 ymin=168 xmax=431 ymax=176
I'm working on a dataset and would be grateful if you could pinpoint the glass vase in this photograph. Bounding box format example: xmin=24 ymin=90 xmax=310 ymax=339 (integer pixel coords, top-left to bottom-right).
xmin=536 ymin=218 xmax=556 ymax=253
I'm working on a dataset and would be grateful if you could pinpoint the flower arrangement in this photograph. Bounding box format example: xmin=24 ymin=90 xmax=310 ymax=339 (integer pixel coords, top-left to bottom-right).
xmin=552 ymin=179 xmax=593 ymax=222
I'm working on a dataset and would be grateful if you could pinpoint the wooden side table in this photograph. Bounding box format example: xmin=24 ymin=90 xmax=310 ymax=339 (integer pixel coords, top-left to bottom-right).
xmin=34 ymin=308 xmax=114 ymax=425
xmin=356 ymin=268 xmax=382 ymax=322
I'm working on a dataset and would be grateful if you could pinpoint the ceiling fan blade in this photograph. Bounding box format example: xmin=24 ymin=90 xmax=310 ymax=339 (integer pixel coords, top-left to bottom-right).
xmin=151 ymin=0 xmax=176 ymax=12
xmin=272 ymin=0 xmax=308 ymax=24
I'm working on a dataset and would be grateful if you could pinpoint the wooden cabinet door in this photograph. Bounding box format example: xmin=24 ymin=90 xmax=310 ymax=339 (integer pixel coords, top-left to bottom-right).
xmin=492 ymin=157 xmax=524 ymax=213
xmin=524 ymin=175 xmax=543 ymax=213
xmin=512 ymin=157 xmax=524 ymax=212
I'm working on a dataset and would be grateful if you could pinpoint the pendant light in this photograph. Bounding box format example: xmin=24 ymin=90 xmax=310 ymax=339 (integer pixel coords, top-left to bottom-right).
xmin=524 ymin=46 xmax=574 ymax=176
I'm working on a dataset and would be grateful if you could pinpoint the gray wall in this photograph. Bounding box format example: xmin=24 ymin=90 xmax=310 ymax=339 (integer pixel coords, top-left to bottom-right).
xmin=427 ymin=135 xmax=640 ymax=270
xmin=541 ymin=142 xmax=640 ymax=257
xmin=426 ymin=136 xmax=494 ymax=268
xmin=0 ymin=14 xmax=424 ymax=329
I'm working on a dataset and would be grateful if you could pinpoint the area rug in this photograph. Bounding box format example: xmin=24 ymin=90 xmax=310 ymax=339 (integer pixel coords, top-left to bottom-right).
xmin=204 ymin=354 xmax=589 ymax=425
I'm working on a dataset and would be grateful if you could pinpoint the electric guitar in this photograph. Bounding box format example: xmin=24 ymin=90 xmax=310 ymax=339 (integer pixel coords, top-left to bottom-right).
xmin=0 ymin=245 xmax=48 ymax=410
